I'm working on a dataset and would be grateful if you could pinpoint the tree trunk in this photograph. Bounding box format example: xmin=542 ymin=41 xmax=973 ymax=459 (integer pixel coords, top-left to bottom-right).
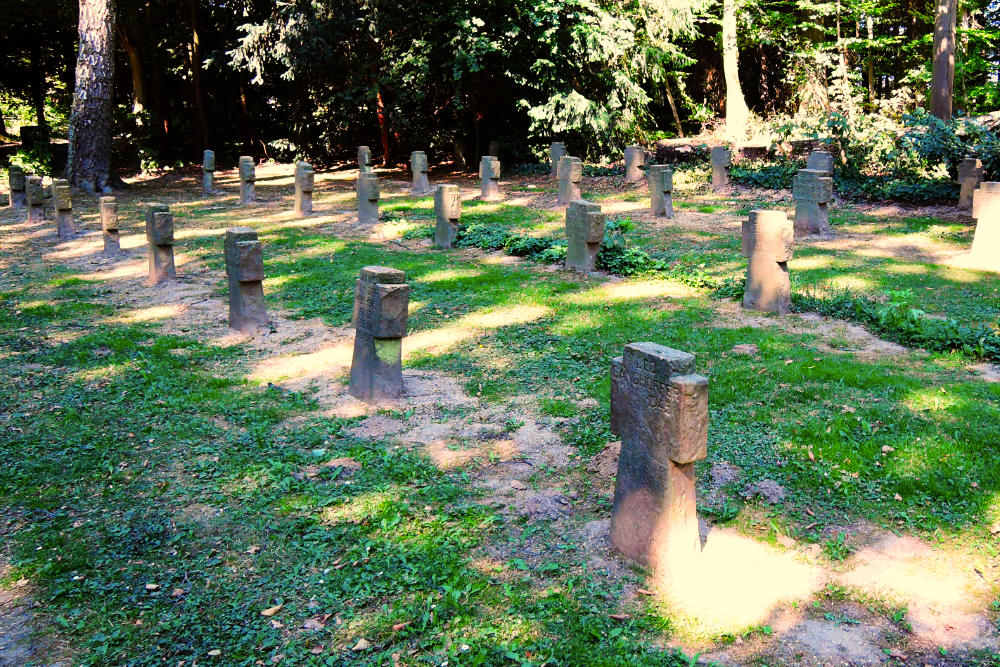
xmin=665 ymin=74 xmax=684 ymax=138
xmin=722 ymin=0 xmax=749 ymax=141
xmin=118 ymin=24 xmax=146 ymax=115
xmin=866 ymin=16 xmax=875 ymax=106
xmin=187 ymin=0 xmax=210 ymax=150
xmin=376 ymin=91 xmax=391 ymax=166
xmin=67 ymin=0 xmax=116 ymax=192
xmin=29 ymin=43 xmax=51 ymax=143
xmin=930 ymin=0 xmax=958 ymax=120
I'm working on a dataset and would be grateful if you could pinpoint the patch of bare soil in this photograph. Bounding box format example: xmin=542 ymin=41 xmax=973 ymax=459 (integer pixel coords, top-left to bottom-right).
xmin=0 ymin=565 xmax=36 ymax=667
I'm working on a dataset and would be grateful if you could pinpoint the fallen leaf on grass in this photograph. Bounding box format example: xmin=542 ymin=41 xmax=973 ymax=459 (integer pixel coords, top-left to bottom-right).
xmin=302 ymin=617 xmax=326 ymax=631
xmin=309 ymin=645 xmax=324 ymax=655
xmin=609 ymin=613 xmax=630 ymax=621
xmin=144 ymin=583 xmax=159 ymax=591
xmin=207 ymin=649 xmax=222 ymax=656
xmin=392 ymin=621 xmax=412 ymax=632
xmin=261 ymin=604 xmax=283 ymax=617
xmin=636 ymin=589 xmax=655 ymax=596
xmin=352 ymin=638 xmax=372 ymax=651
xmin=893 ymin=493 xmax=903 ymax=501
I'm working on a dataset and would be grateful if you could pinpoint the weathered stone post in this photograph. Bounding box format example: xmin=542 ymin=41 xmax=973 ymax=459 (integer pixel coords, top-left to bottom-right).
xmin=792 ymin=168 xmax=834 ymax=235
xmin=349 ymin=266 xmax=410 ymax=401
xmin=8 ymin=165 xmax=26 ymax=208
xmin=100 ymin=196 xmax=120 ymax=254
xmin=648 ymin=165 xmax=674 ymax=218
xmin=202 ymin=150 xmax=216 ymax=195
xmin=550 ymin=142 xmax=567 ymax=177
xmin=410 ymin=151 xmax=431 ymax=195
xmin=557 ymin=156 xmax=583 ymax=205
xmin=294 ymin=161 xmax=315 ymax=216
xmin=224 ymin=227 xmax=269 ymax=332
xmin=51 ymin=179 xmax=75 ymax=240
xmin=742 ymin=210 xmax=793 ymax=314
xmin=565 ymin=200 xmax=605 ymax=273
xmin=480 ymin=155 xmax=501 ymax=201
xmin=358 ymin=146 xmax=373 ymax=175
xmin=610 ymin=342 xmax=708 ymax=574
xmin=711 ymin=146 xmax=732 ymax=190
xmin=624 ymin=145 xmax=645 ymax=181
xmin=145 ymin=204 xmax=176 ymax=285
xmin=26 ymin=176 xmax=43 ymax=223
xmin=434 ymin=184 xmax=461 ymax=249
xmin=806 ymin=150 xmax=835 ymax=176
xmin=972 ymin=181 xmax=1000 ymax=219
xmin=357 ymin=172 xmax=380 ymax=225
xmin=971 ymin=182 xmax=1000 ymax=271
xmin=238 ymin=156 xmax=256 ymax=205
xmin=958 ymin=158 xmax=985 ymax=209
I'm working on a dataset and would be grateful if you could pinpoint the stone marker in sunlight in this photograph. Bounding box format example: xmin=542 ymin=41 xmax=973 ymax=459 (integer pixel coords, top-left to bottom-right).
xmin=224 ymin=227 xmax=269 ymax=332
xmin=434 ymin=184 xmax=461 ymax=249
xmin=557 ymin=156 xmax=583 ymax=205
xmin=357 ymin=172 xmax=380 ymax=225
xmin=26 ymin=175 xmax=43 ymax=223
xmin=100 ymin=196 xmax=120 ymax=254
xmin=565 ymin=200 xmax=605 ymax=273
xmin=410 ymin=151 xmax=431 ymax=195
xmin=648 ymin=165 xmax=674 ymax=218
xmin=610 ymin=342 xmax=709 ymax=574
xmin=145 ymin=204 xmax=175 ymax=285
xmin=238 ymin=156 xmax=256 ymax=205
xmin=806 ymin=150 xmax=834 ymax=176
xmin=710 ymin=146 xmax=731 ymax=190
xmin=958 ymin=157 xmax=984 ymax=209
xmin=742 ymin=210 xmax=793 ymax=314
xmin=294 ymin=160 xmax=315 ymax=216
xmin=51 ymin=179 xmax=75 ymax=240
xmin=970 ymin=182 xmax=1000 ymax=271
xmin=625 ymin=145 xmax=645 ymax=181
xmin=358 ymin=146 xmax=373 ymax=175
xmin=792 ymin=168 xmax=833 ymax=235
xmin=480 ymin=155 xmax=501 ymax=201
xmin=550 ymin=141 xmax=567 ymax=177
xmin=349 ymin=266 xmax=410 ymax=401
xmin=8 ymin=165 xmax=26 ymax=208
xmin=202 ymin=150 xmax=216 ymax=195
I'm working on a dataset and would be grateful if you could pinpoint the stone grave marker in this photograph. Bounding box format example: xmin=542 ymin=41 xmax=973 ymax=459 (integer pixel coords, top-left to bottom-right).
xmin=145 ymin=204 xmax=175 ymax=285
xmin=238 ymin=156 xmax=256 ymax=204
xmin=792 ymin=168 xmax=834 ymax=235
xmin=550 ymin=142 xmax=567 ymax=177
xmin=357 ymin=172 xmax=380 ymax=225
xmin=100 ymin=196 xmax=120 ymax=254
xmin=711 ymin=146 xmax=732 ymax=189
xmin=742 ymin=210 xmax=793 ymax=314
xmin=565 ymin=200 xmax=605 ymax=273
xmin=805 ymin=150 xmax=834 ymax=176
xmin=480 ymin=155 xmax=501 ymax=201
xmin=51 ymin=179 xmax=75 ymax=239
xmin=648 ymin=165 xmax=674 ymax=218
xmin=26 ymin=175 xmax=43 ymax=223
xmin=358 ymin=146 xmax=373 ymax=175
xmin=624 ymin=145 xmax=645 ymax=181
xmin=294 ymin=161 xmax=315 ymax=216
xmin=224 ymin=227 xmax=269 ymax=332
xmin=434 ymin=184 xmax=461 ymax=248
xmin=349 ymin=266 xmax=410 ymax=401
xmin=958 ymin=158 xmax=984 ymax=209
xmin=202 ymin=150 xmax=216 ymax=195
xmin=8 ymin=165 xmax=26 ymax=208
xmin=971 ymin=182 xmax=1000 ymax=271
xmin=410 ymin=151 xmax=431 ymax=195
xmin=557 ymin=156 xmax=583 ymax=205
xmin=610 ymin=342 xmax=708 ymax=573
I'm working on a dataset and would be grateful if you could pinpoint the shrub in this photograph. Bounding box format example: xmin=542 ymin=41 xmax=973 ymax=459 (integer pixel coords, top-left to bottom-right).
xmin=731 ymin=159 xmax=802 ymax=189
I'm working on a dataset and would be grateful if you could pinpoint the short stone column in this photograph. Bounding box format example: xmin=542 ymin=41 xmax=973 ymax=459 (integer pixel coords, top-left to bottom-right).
xmin=550 ymin=142 xmax=567 ymax=177
xmin=294 ymin=161 xmax=315 ymax=216
xmin=624 ymin=145 xmax=645 ymax=181
xmin=557 ymin=156 xmax=583 ymax=205
xmin=238 ymin=156 xmax=256 ymax=204
xmin=202 ymin=150 xmax=216 ymax=195
xmin=224 ymin=227 xmax=269 ymax=332
xmin=480 ymin=155 xmax=501 ymax=201
xmin=958 ymin=158 xmax=984 ymax=209
xmin=357 ymin=173 xmax=380 ymax=225
xmin=806 ymin=150 xmax=834 ymax=176
xmin=742 ymin=210 xmax=793 ymax=314
xmin=711 ymin=146 xmax=732 ymax=189
xmin=648 ymin=165 xmax=674 ymax=218
xmin=51 ymin=179 xmax=75 ymax=239
xmin=971 ymin=182 xmax=1000 ymax=271
xmin=349 ymin=266 xmax=410 ymax=401
xmin=792 ymin=168 xmax=834 ymax=235
xmin=145 ymin=204 xmax=176 ymax=285
xmin=410 ymin=151 xmax=431 ymax=195
xmin=100 ymin=196 xmax=120 ymax=254
xmin=8 ymin=165 xmax=26 ymax=208
xmin=565 ymin=200 xmax=605 ymax=273
xmin=610 ymin=342 xmax=708 ymax=574
xmin=358 ymin=146 xmax=373 ymax=175
xmin=434 ymin=184 xmax=461 ymax=248
xmin=26 ymin=176 xmax=43 ymax=223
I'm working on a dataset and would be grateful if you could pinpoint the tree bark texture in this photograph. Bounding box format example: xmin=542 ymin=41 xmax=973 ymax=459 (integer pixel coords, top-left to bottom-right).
xmin=722 ymin=0 xmax=749 ymax=141
xmin=930 ymin=0 xmax=957 ymax=120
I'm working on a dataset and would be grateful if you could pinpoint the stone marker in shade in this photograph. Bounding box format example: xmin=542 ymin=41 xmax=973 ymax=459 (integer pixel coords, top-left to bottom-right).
xmin=26 ymin=176 xmax=43 ymax=223
xmin=792 ymin=168 xmax=834 ymax=235
xmin=434 ymin=184 xmax=461 ymax=249
xmin=970 ymin=182 xmax=1000 ymax=271
xmin=294 ymin=161 xmax=315 ymax=216
xmin=358 ymin=146 xmax=373 ymax=175
xmin=145 ymin=204 xmax=176 ymax=285
xmin=550 ymin=142 xmax=567 ymax=177
xmin=565 ymin=200 xmax=605 ymax=273
xmin=479 ymin=155 xmax=501 ymax=201
xmin=349 ymin=266 xmax=410 ymax=401
xmin=648 ymin=165 xmax=674 ymax=218
xmin=202 ymin=150 xmax=216 ymax=195
xmin=805 ymin=150 xmax=835 ymax=176
xmin=100 ymin=196 xmax=120 ymax=254
xmin=357 ymin=172 xmax=380 ymax=225
xmin=610 ymin=342 xmax=708 ymax=574
xmin=710 ymin=146 xmax=732 ymax=190
xmin=742 ymin=210 xmax=793 ymax=314
xmin=557 ymin=156 xmax=583 ymax=205
xmin=624 ymin=145 xmax=645 ymax=181
xmin=238 ymin=156 xmax=256 ymax=205
xmin=958 ymin=158 xmax=985 ymax=209
xmin=410 ymin=151 xmax=431 ymax=195
xmin=51 ymin=179 xmax=75 ymax=240
xmin=8 ymin=165 xmax=26 ymax=208
xmin=224 ymin=227 xmax=269 ymax=332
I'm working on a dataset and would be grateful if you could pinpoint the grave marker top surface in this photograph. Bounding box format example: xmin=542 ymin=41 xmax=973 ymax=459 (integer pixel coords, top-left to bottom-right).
xmin=9 ymin=165 xmax=25 ymax=190
xmin=51 ymin=180 xmax=72 ymax=210
xmin=26 ymin=176 xmax=43 ymax=205
xmin=203 ymin=150 xmax=216 ymax=171
xmin=354 ymin=266 xmax=409 ymax=339
xmin=239 ymin=156 xmax=256 ymax=181
xmin=566 ymin=200 xmax=605 ymax=242
xmin=805 ymin=150 xmax=834 ymax=174
xmin=742 ymin=210 xmax=793 ymax=261
xmin=793 ymin=169 xmax=833 ymax=203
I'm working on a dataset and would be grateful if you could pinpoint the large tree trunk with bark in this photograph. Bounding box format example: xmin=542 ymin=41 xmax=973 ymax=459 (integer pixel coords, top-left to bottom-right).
xmin=722 ymin=0 xmax=749 ymax=141
xmin=930 ymin=0 xmax=958 ymax=120
xmin=67 ymin=0 xmax=116 ymax=192
xmin=187 ymin=0 xmax=210 ymax=151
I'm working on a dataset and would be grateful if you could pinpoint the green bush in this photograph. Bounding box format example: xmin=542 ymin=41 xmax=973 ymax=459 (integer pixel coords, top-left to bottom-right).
xmin=730 ymin=159 xmax=803 ymax=189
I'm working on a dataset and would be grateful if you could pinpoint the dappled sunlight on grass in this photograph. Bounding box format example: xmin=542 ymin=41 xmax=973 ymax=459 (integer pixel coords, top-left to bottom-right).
xmin=420 ymin=268 xmax=485 ymax=283
xmin=116 ymin=304 xmax=187 ymax=323
xmin=562 ymin=279 xmax=701 ymax=306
